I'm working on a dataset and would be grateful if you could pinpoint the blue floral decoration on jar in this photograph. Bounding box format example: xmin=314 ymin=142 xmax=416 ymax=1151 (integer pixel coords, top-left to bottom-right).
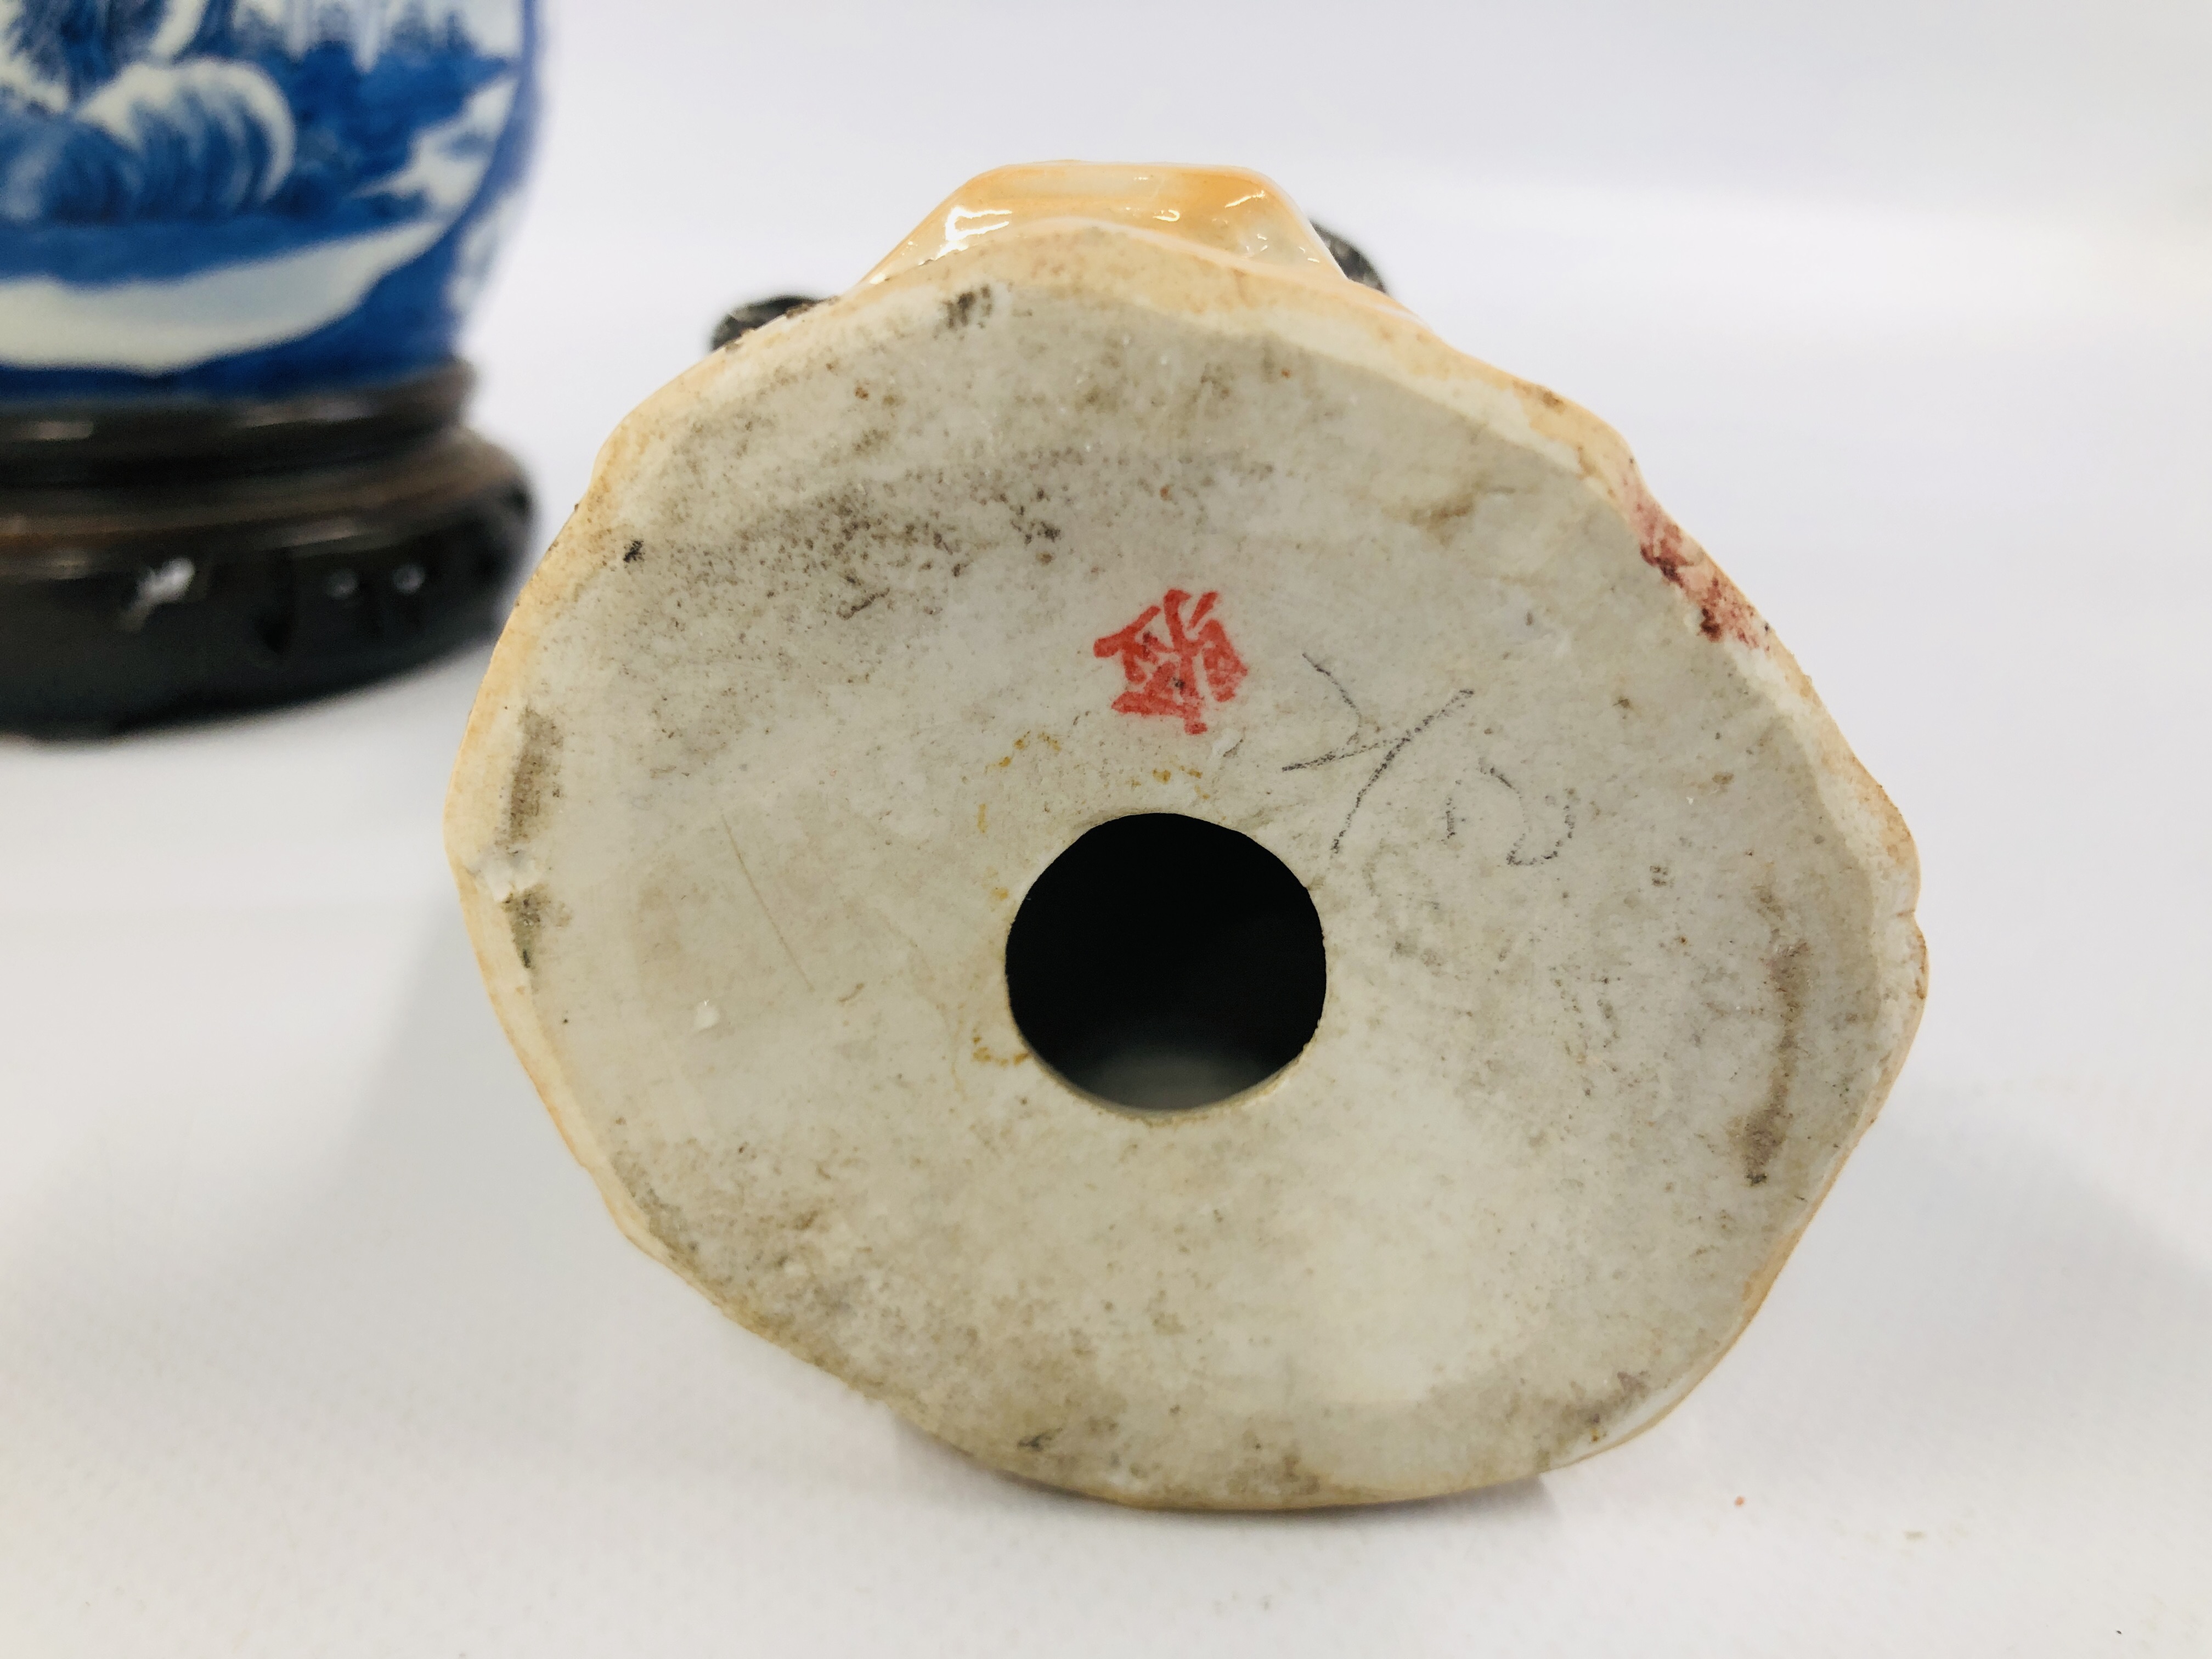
xmin=0 ymin=0 xmax=537 ymax=399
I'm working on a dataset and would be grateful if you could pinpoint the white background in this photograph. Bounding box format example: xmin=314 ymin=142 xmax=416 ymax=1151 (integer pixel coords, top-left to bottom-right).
xmin=5 ymin=2 xmax=2210 ymax=1652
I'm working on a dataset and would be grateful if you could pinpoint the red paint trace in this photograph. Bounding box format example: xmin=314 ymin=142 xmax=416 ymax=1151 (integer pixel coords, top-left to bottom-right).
xmin=1093 ymin=589 xmax=1248 ymax=735
xmin=1624 ymin=482 xmax=1763 ymax=649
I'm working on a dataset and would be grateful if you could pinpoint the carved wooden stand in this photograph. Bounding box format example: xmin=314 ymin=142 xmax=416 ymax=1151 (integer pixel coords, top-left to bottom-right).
xmin=0 ymin=362 xmax=528 ymax=735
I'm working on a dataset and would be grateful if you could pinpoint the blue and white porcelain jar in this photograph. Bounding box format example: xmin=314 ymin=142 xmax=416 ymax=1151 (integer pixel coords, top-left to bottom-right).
xmin=0 ymin=0 xmax=537 ymax=397
xmin=0 ymin=3 xmax=541 ymax=731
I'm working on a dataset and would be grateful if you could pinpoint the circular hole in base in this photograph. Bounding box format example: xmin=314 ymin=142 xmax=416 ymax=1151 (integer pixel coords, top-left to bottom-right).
xmin=1005 ymin=813 xmax=1326 ymax=1113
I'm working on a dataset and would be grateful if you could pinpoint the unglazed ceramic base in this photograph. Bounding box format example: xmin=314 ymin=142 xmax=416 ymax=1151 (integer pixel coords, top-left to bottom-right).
xmin=446 ymin=165 xmax=1925 ymax=1509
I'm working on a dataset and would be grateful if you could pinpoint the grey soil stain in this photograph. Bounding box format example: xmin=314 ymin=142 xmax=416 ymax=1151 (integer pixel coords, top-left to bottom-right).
xmin=504 ymin=886 xmax=567 ymax=971
xmin=504 ymin=707 xmax=562 ymax=840
xmin=1730 ymin=934 xmax=1809 ymax=1186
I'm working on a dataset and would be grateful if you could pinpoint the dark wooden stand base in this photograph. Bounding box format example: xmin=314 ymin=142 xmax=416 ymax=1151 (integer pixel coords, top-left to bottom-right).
xmin=0 ymin=362 xmax=529 ymax=735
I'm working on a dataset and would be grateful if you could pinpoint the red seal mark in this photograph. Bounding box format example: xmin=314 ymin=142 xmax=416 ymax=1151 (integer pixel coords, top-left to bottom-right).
xmin=1093 ymin=589 xmax=1248 ymax=735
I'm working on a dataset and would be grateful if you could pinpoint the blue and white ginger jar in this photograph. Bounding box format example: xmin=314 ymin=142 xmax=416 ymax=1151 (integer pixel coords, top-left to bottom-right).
xmin=0 ymin=0 xmax=537 ymax=398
